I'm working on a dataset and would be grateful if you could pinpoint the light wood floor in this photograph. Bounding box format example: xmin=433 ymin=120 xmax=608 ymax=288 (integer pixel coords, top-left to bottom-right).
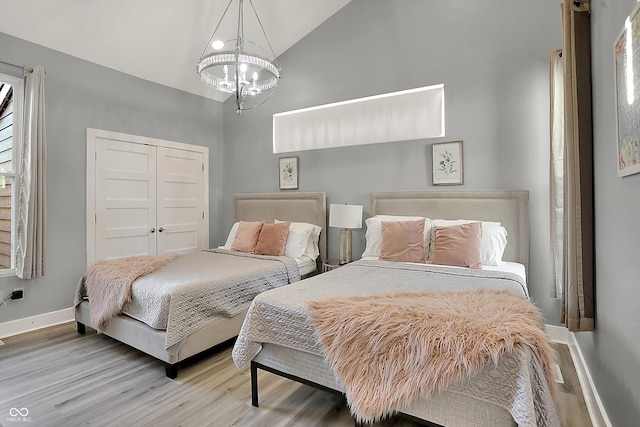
xmin=0 ymin=322 xmax=592 ymax=427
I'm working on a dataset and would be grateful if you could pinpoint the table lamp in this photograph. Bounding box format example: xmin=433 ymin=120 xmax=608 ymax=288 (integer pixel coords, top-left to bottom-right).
xmin=329 ymin=203 xmax=363 ymax=264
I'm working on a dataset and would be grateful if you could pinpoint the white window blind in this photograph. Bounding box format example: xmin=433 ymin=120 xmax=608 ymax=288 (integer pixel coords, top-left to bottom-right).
xmin=273 ymin=84 xmax=445 ymax=153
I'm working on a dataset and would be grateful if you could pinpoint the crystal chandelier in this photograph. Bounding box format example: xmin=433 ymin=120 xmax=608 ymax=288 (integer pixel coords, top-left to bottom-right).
xmin=197 ymin=0 xmax=281 ymax=114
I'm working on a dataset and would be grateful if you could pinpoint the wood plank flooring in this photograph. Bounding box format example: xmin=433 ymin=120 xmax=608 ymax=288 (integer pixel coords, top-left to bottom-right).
xmin=0 ymin=322 xmax=592 ymax=427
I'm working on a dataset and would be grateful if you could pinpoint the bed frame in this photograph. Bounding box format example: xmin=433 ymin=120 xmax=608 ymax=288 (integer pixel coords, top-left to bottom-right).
xmin=250 ymin=189 xmax=529 ymax=427
xmin=75 ymin=192 xmax=326 ymax=378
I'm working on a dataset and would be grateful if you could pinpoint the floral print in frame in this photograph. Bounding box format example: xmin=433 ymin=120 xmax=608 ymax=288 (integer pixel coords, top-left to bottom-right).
xmin=279 ymin=156 xmax=299 ymax=190
xmin=432 ymin=141 xmax=463 ymax=185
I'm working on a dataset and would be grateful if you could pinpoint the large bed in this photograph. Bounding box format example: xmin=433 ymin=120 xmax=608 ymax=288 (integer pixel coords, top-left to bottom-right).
xmin=232 ymin=190 xmax=559 ymax=427
xmin=75 ymin=192 xmax=326 ymax=378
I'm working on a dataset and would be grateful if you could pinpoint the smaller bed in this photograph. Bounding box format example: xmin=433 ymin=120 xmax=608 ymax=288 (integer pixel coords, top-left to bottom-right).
xmin=75 ymin=192 xmax=326 ymax=378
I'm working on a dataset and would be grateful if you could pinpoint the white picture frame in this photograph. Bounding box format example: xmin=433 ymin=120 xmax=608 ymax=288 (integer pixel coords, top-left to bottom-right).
xmin=432 ymin=141 xmax=463 ymax=185
xmin=279 ymin=156 xmax=299 ymax=190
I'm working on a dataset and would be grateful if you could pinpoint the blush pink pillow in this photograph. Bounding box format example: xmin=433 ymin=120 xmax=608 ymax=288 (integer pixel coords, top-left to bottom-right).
xmin=432 ymin=222 xmax=482 ymax=269
xmin=379 ymin=219 xmax=425 ymax=263
xmin=255 ymin=222 xmax=290 ymax=256
xmin=231 ymin=221 xmax=264 ymax=253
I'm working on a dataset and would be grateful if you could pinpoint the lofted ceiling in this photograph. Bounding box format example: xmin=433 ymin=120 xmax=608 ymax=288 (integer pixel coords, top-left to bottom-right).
xmin=0 ymin=0 xmax=352 ymax=102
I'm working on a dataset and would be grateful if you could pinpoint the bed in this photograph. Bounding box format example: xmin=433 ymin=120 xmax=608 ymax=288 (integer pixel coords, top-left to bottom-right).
xmin=74 ymin=192 xmax=326 ymax=378
xmin=232 ymin=190 xmax=559 ymax=427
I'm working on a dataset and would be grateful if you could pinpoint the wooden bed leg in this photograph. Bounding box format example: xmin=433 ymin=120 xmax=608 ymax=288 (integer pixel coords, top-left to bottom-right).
xmin=165 ymin=363 xmax=178 ymax=379
xmin=251 ymin=361 xmax=259 ymax=407
xmin=76 ymin=322 xmax=86 ymax=334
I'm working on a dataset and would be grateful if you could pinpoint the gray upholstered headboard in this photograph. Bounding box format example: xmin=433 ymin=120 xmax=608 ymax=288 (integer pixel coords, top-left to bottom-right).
xmin=370 ymin=190 xmax=529 ymax=271
xmin=233 ymin=192 xmax=327 ymax=264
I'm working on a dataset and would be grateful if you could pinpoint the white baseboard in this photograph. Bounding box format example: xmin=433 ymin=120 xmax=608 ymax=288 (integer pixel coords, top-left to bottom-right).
xmin=0 ymin=307 xmax=74 ymax=339
xmin=545 ymin=324 xmax=612 ymax=427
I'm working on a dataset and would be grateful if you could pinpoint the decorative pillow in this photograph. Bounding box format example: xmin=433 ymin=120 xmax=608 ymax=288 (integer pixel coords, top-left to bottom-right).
xmin=428 ymin=219 xmax=506 ymax=265
xmin=482 ymin=224 xmax=508 ymax=266
xmin=275 ymin=220 xmax=316 ymax=258
xmin=379 ymin=219 xmax=426 ymax=263
xmin=255 ymin=222 xmax=290 ymax=256
xmin=432 ymin=222 xmax=482 ymax=269
xmin=362 ymin=215 xmax=431 ymax=260
xmin=230 ymin=221 xmax=264 ymax=253
xmin=221 ymin=222 xmax=240 ymax=249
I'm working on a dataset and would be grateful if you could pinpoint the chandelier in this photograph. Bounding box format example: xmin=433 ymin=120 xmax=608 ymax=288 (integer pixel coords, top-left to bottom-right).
xmin=197 ymin=0 xmax=281 ymax=114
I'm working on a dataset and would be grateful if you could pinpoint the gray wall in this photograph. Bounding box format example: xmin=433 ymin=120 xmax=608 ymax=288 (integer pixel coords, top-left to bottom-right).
xmin=222 ymin=0 xmax=563 ymax=324
xmin=0 ymin=33 xmax=224 ymax=323
xmin=587 ymin=1 xmax=640 ymax=425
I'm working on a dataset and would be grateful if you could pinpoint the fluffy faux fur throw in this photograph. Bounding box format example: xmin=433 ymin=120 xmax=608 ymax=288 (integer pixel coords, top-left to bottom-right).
xmin=308 ymin=289 xmax=556 ymax=423
xmin=86 ymin=255 xmax=177 ymax=330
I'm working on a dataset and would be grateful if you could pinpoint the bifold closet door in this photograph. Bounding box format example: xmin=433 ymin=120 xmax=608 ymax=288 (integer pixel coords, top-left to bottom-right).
xmin=94 ymin=139 xmax=157 ymax=261
xmin=156 ymin=147 xmax=205 ymax=255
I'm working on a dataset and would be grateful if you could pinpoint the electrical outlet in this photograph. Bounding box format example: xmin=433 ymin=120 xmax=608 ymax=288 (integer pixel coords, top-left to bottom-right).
xmin=11 ymin=288 xmax=24 ymax=300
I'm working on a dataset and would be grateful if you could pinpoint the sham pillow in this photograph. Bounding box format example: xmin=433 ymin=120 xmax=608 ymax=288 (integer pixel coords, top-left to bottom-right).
xmin=362 ymin=215 xmax=431 ymax=260
xmin=222 ymin=221 xmax=240 ymax=249
xmin=230 ymin=221 xmax=264 ymax=253
xmin=255 ymin=221 xmax=290 ymax=256
xmin=274 ymin=220 xmax=316 ymax=258
xmin=428 ymin=219 xmax=506 ymax=265
xmin=432 ymin=222 xmax=482 ymax=269
xmin=379 ymin=219 xmax=426 ymax=263
xmin=482 ymin=224 xmax=508 ymax=266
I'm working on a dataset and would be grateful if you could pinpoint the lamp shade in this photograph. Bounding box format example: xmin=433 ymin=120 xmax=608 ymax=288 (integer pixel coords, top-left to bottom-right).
xmin=329 ymin=204 xmax=363 ymax=229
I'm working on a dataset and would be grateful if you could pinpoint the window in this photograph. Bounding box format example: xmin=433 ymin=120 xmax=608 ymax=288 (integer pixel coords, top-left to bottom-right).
xmin=0 ymin=72 xmax=24 ymax=275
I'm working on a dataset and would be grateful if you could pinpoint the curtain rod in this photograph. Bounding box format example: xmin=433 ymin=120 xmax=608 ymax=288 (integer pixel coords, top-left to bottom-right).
xmin=0 ymin=59 xmax=33 ymax=73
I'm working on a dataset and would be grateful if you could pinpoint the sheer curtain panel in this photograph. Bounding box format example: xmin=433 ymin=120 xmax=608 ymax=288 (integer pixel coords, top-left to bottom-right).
xmin=16 ymin=65 xmax=47 ymax=279
xmin=549 ymin=49 xmax=564 ymax=299
xmin=561 ymin=0 xmax=594 ymax=331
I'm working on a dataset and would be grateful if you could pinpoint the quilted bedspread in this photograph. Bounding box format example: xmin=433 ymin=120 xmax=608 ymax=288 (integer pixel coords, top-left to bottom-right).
xmin=232 ymin=260 xmax=559 ymax=427
xmin=75 ymin=249 xmax=300 ymax=355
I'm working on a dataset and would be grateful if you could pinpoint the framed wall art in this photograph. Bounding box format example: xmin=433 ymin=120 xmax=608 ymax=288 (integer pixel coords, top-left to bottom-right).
xmin=432 ymin=141 xmax=463 ymax=185
xmin=614 ymin=3 xmax=640 ymax=177
xmin=278 ymin=156 xmax=299 ymax=190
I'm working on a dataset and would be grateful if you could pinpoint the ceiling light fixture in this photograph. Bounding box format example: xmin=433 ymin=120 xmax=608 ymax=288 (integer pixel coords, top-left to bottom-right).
xmin=197 ymin=0 xmax=281 ymax=114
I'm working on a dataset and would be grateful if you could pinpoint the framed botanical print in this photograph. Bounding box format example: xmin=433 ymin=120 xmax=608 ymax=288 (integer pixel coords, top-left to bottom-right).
xmin=278 ymin=156 xmax=299 ymax=190
xmin=432 ymin=141 xmax=463 ymax=185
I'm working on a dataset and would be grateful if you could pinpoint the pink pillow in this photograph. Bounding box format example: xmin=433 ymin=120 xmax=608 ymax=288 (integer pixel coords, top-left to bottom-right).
xmin=255 ymin=222 xmax=290 ymax=256
xmin=231 ymin=221 xmax=264 ymax=253
xmin=379 ymin=220 xmax=425 ymax=263
xmin=432 ymin=222 xmax=482 ymax=269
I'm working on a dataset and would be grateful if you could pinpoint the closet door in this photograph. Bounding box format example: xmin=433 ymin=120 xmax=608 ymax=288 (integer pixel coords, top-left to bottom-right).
xmin=88 ymin=129 xmax=209 ymax=266
xmin=94 ymin=138 xmax=157 ymax=261
xmin=156 ymin=147 xmax=205 ymax=255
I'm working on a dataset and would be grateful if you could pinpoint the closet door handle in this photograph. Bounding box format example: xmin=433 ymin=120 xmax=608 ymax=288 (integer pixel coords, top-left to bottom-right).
xmin=158 ymin=227 xmax=168 ymax=232
xmin=150 ymin=227 xmax=156 ymax=233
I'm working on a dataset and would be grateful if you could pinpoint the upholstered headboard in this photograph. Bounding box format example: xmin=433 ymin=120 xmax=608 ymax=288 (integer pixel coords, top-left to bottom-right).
xmin=370 ymin=190 xmax=529 ymax=271
xmin=233 ymin=192 xmax=327 ymax=264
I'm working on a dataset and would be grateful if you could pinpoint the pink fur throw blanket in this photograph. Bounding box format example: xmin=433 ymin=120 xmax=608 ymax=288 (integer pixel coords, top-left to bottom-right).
xmin=308 ymin=288 xmax=556 ymax=423
xmin=86 ymin=255 xmax=177 ymax=330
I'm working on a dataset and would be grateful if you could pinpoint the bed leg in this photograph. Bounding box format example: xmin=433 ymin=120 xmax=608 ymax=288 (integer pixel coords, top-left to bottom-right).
xmin=251 ymin=361 xmax=259 ymax=407
xmin=76 ymin=322 xmax=86 ymax=334
xmin=165 ymin=363 xmax=178 ymax=379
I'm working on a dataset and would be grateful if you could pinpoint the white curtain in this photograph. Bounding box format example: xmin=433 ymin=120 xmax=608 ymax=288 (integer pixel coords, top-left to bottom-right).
xmin=15 ymin=65 xmax=47 ymax=279
xmin=549 ymin=49 xmax=564 ymax=299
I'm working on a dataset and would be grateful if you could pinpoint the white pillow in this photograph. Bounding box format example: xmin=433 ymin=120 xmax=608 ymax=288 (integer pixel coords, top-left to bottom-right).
xmin=362 ymin=215 xmax=432 ymax=260
xmin=275 ymin=220 xmax=321 ymax=259
xmin=429 ymin=219 xmax=507 ymax=265
xmin=221 ymin=222 xmax=240 ymax=249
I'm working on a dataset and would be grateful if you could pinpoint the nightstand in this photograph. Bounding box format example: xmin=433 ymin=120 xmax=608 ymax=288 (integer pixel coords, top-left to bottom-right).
xmin=322 ymin=259 xmax=349 ymax=273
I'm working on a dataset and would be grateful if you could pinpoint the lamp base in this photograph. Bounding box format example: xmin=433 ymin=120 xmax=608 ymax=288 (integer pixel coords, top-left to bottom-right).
xmin=338 ymin=229 xmax=353 ymax=265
